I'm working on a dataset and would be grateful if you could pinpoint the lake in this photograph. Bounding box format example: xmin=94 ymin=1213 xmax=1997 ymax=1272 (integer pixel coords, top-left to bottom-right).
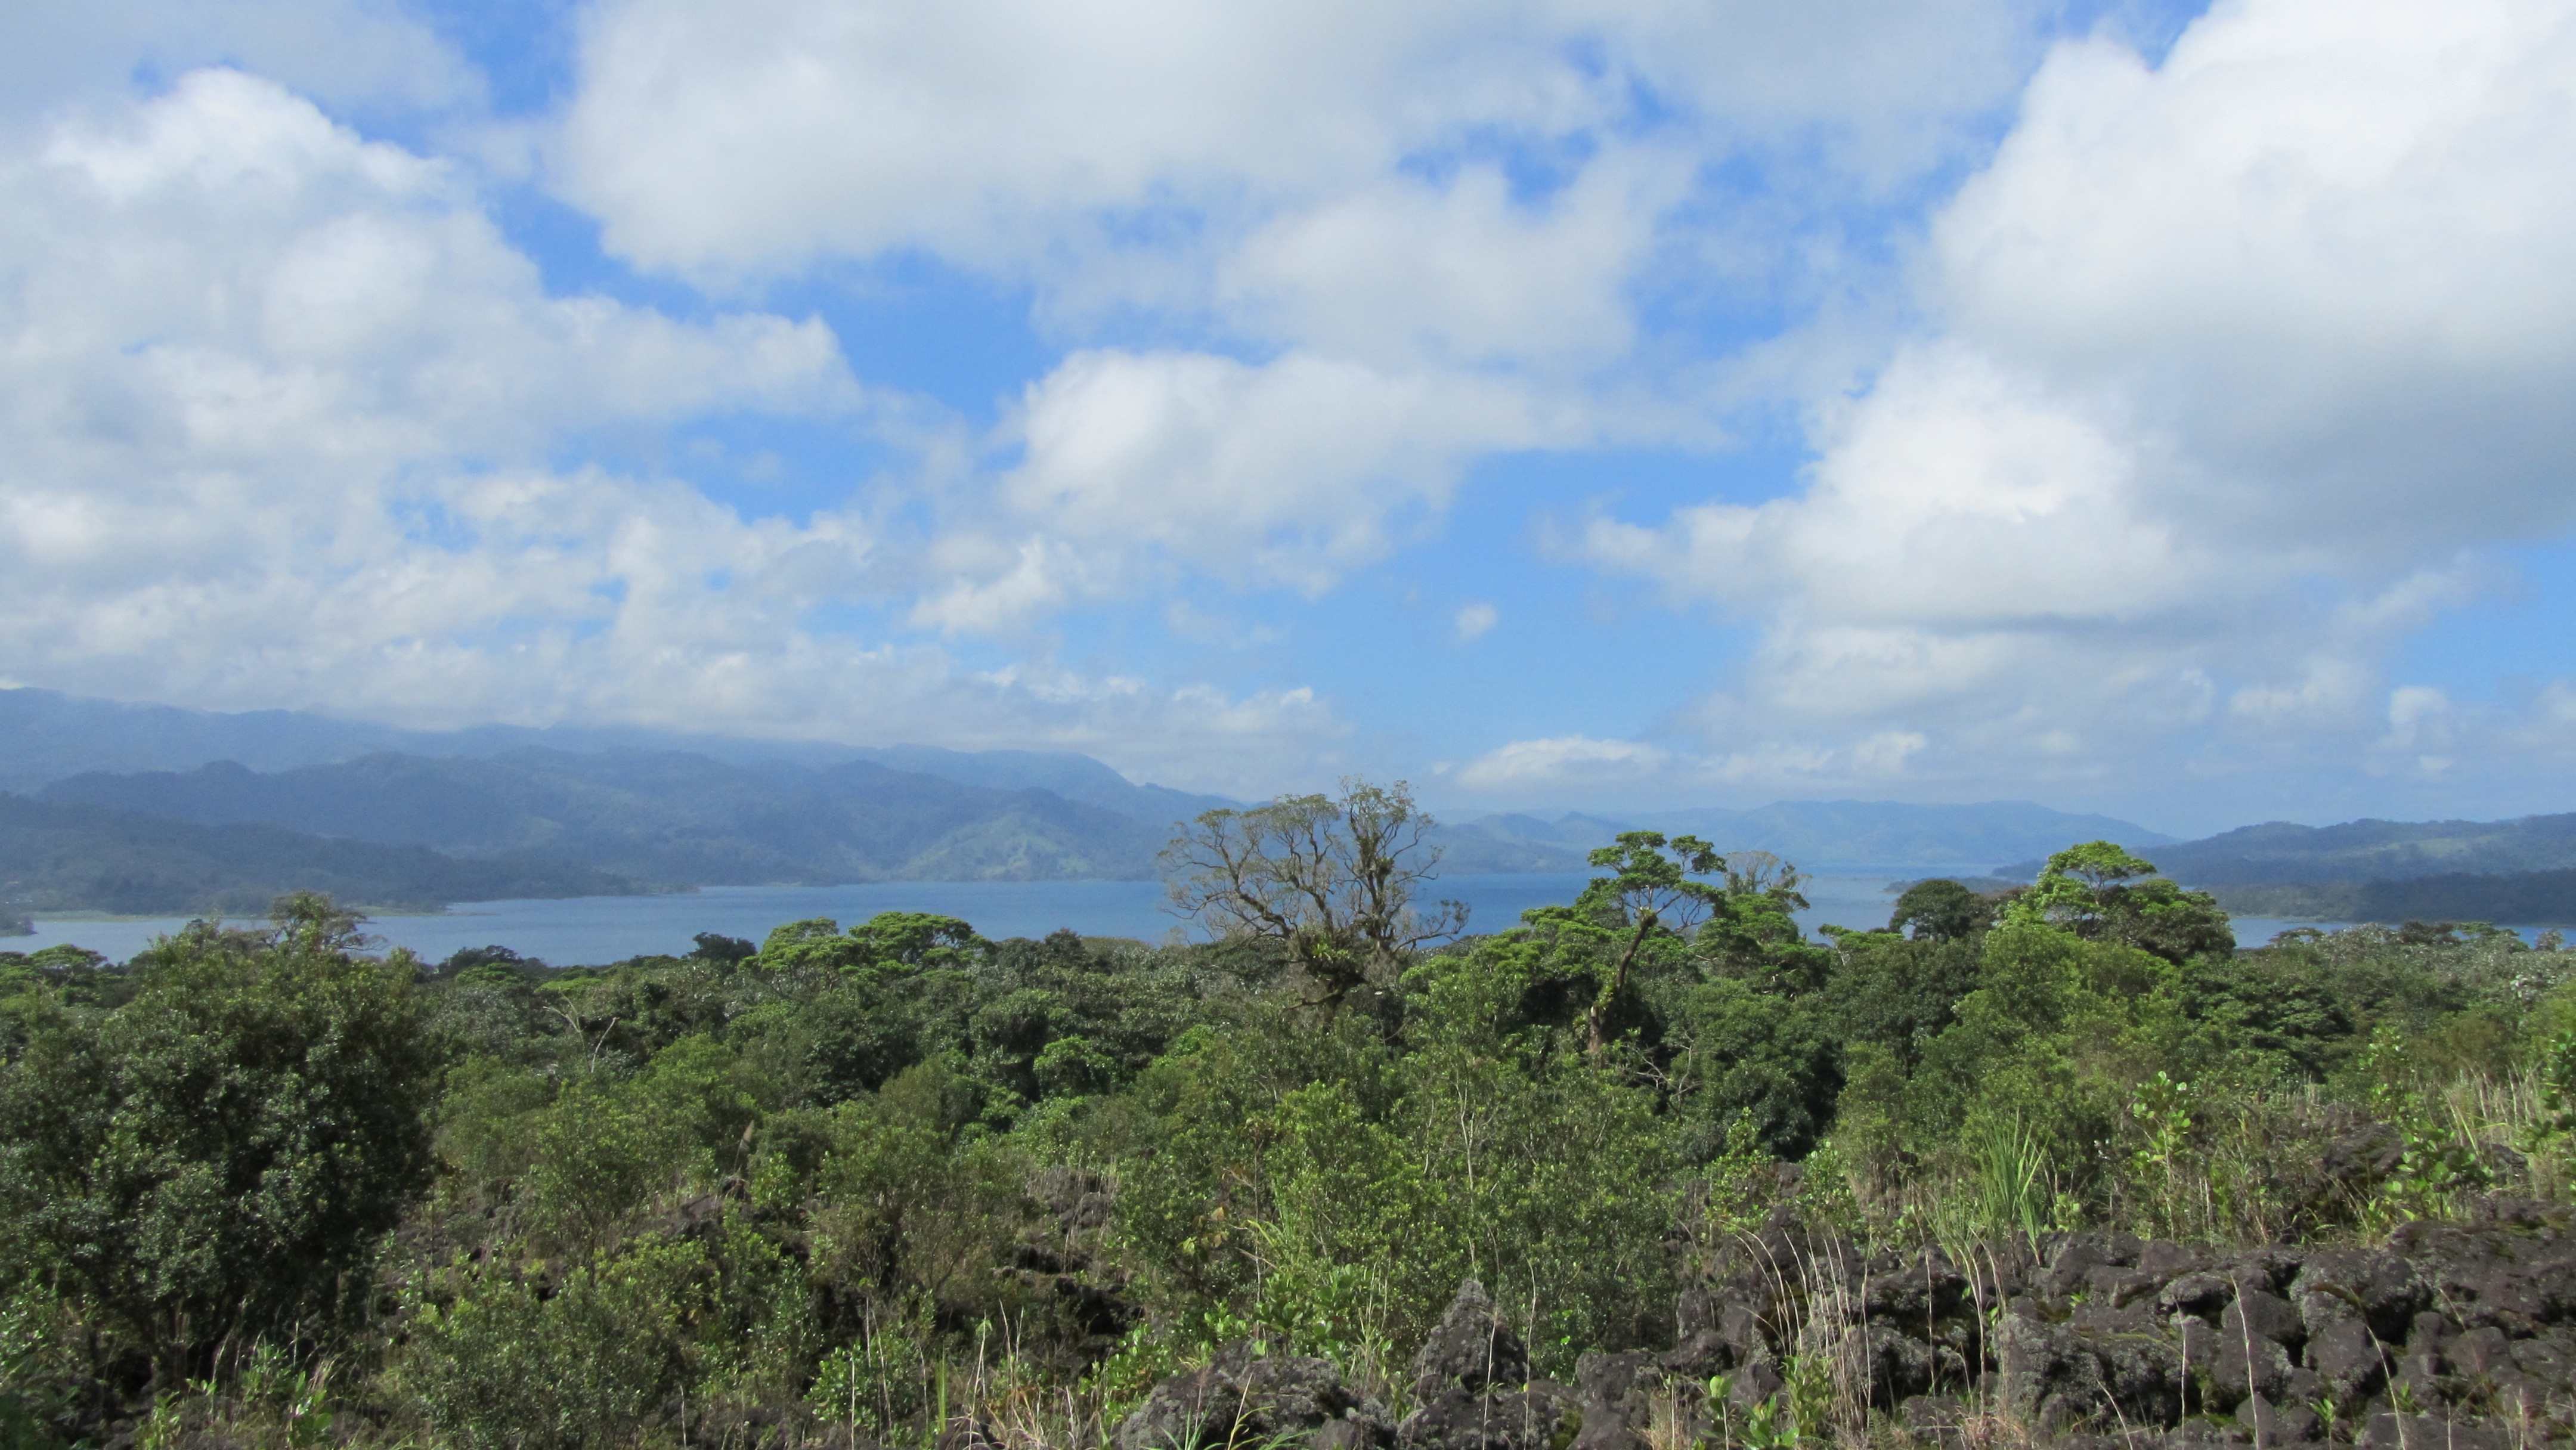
xmin=14 ymin=868 xmax=2359 ymax=965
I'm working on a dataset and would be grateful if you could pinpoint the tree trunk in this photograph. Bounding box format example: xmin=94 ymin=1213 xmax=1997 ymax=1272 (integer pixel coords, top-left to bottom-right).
xmin=1586 ymin=910 xmax=1657 ymax=1056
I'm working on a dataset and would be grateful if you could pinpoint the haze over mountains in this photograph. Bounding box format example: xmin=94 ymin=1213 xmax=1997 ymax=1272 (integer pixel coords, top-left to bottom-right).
xmin=0 ymin=794 xmax=636 ymax=916
xmin=1 ymin=686 xmax=2179 ymax=914
xmin=1999 ymin=815 xmax=2576 ymax=925
xmin=8 ymin=686 xmax=2575 ymax=924
xmin=1473 ymin=802 xmax=2175 ymax=872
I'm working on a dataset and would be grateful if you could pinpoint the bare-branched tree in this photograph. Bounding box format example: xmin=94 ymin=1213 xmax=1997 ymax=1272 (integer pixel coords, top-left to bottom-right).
xmin=1160 ymin=777 xmax=1466 ymax=1011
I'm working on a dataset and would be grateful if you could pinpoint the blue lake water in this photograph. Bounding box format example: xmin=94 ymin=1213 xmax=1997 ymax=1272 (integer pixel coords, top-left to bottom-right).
xmin=14 ymin=869 xmax=2370 ymax=966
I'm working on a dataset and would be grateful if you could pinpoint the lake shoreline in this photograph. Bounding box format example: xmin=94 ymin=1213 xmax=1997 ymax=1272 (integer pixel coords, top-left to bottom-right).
xmin=8 ymin=869 xmax=2402 ymax=966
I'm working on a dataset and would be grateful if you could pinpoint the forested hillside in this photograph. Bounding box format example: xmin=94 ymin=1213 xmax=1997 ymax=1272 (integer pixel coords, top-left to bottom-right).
xmin=2219 ymin=869 xmax=2576 ymax=927
xmin=2008 ymin=813 xmax=2576 ymax=887
xmin=0 ymin=687 xmax=1236 ymax=818
xmin=4 ymin=797 xmax=2571 ymax=1449
xmin=0 ymin=794 xmax=642 ymax=913
xmin=38 ymin=750 xmax=1174 ymax=887
xmin=1993 ymin=814 xmax=2576 ymax=927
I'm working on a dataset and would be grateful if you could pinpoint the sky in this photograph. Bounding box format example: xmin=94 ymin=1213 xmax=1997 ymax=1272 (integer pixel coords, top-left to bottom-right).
xmin=3 ymin=0 xmax=2575 ymax=837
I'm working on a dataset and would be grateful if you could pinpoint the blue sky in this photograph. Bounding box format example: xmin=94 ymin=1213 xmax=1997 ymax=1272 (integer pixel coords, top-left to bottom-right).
xmin=4 ymin=0 xmax=2575 ymax=837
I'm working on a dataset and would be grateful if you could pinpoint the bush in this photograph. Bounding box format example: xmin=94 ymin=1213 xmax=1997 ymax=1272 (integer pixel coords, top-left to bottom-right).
xmin=0 ymin=898 xmax=442 ymax=1383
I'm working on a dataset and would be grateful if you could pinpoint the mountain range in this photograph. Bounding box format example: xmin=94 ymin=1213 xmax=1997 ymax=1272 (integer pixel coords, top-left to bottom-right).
xmin=2095 ymin=814 xmax=2576 ymax=886
xmin=54 ymin=683 xmax=2570 ymax=922
xmin=35 ymin=750 xmax=1186 ymax=890
xmin=1985 ymin=814 xmax=2576 ymax=927
xmin=0 ymin=793 xmax=637 ymax=915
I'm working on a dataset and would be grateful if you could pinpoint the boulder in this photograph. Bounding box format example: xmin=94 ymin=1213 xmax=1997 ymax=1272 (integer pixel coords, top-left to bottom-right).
xmin=2358 ymin=1414 xmax=2509 ymax=1450
xmin=1398 ymin=1282 xmax=1580 ymax=1450
xmin=1114 ymin=1344 xmax=1394 ymax=1450
xmin=2290 ymin=1250 xmax=2429 ymax=1344
xmin=2302 ymin=1318 xmax=2388 ymax=1403
xmin=2220 ymin=1289 xmax=2303 ymax=1347
xmin=1408 ymin=1281 xmax=1528 ymax=1403
xmin=1568 ymin=1352 xmax=1664 ymax=1450
xmin=1399 ymin=1386 xmax=1581 ymax=1450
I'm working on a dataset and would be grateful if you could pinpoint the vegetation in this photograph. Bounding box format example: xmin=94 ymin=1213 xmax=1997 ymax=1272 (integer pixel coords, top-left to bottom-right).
xmin=1 ymin=798 xmax=2571 ymax=1449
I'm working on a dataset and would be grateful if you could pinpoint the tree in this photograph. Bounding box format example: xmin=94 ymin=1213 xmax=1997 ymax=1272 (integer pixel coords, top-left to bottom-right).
xmin=1887 ymin=878 xmax=1996 ymax=942
xmin=1569 ymin=833 xmax=1729 ymax=1055
xmin=1161 ymin=779 xmax=1463 ymax=1011
xmin=756 ymin=913 xmax=989 ymax=976
xmin=0 ymin=894 xmax=445 ymax=1384
xmin=2005 ymin=841 xmax=2233 ymax=965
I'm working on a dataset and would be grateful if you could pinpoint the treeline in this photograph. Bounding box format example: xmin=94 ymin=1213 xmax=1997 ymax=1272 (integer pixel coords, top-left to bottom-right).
xmin=1 ymin=785 xmax=2571 ymax=1448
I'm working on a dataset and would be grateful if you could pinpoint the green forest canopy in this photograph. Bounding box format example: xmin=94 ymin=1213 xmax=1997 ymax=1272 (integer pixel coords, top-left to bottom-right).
xmin=2 ymin=800 xmax=2571 ymax=1448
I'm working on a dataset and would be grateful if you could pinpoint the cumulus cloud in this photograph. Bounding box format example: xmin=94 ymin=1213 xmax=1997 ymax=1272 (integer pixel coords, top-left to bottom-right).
xmin=1581 ymin=0 xmax=2576 ymax=797
xmin=0 ymin=69 xmax=1351 ymax=795
xmin=1214 ymin=154 xmax=1684 ymax=370
xmin=1456 ymin=736 xmax=1671 ymax=791
xmin=27 ymin=0 xmax=2576 ymax=821
xmin=552 ymin=0 xmax=2040 ymax=284
xmin=911 ymin=349 xmax=1588 ymax=627
xmin=1450 ymin=728 xmax=1940 ymax=807
xmin=538 ymin=0 xmax=2060 ymax=633
xmin=0 ymin=0 xmax=476 ymax=127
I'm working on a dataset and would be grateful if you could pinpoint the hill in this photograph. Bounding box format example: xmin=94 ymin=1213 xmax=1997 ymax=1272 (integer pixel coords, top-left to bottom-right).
xmin=0 ymin=685 xmax=1231 ymax=823
xmin=0 ymin=794 xmax=640 ymax=915
xmin=2212 ymin=870 xmax=2576 ymax=927
xmin=1462 ymin=800 xmax=2172 ymax=870
xmin=2116 ymin=813 xmax=2576 ymax=887
xmin=1986 ymin=812 xmax=2576 ymax=926
xmin=36 ymin=749 xmax=1172 ymax=887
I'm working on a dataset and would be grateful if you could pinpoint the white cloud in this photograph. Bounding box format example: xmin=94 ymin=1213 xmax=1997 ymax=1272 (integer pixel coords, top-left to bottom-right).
xmin=1581 ymin=0 xmax=2576 ymax=795
xmin=1454 ymin=603 xmax=1499 ymax=642
xmin=1932 ymin=0 xmax=2576 ymax=552
xmin=0 ymin=69 xmax=1355 ymax=796
xmin=1215 ymin=154 xmax=1683 ymax=369
xmin=539 ymin=0 xmax=2061 ymax=640
xmin=912 ymin=348 xmax=1587 ymax=627
xmin=0 ymin=0 xmax=476 ymax=128
xmin=552 ymin=0 xmax=2041 ymax=285
xmin=1456 ymin=736 xmax=1671 ymax=791
xmin=1449 ymin=727 xmax=1943 ymax=805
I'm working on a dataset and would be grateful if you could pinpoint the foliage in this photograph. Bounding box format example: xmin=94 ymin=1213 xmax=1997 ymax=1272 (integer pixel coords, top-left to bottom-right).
xmin=10 ymin=803 xmax=2576 ymax=1446
xmin=1885 ymin=878 xmax=1996 ymax=942
xmin=0 ymin=894 xmax=444 ymax=1384
xmin=2005 ymin=840 xmax=2234 ymax=964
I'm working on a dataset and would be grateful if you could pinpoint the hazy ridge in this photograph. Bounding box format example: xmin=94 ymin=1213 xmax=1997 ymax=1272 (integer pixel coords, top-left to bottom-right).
xmin=27 ymin=684 xmax=2576 ymax=923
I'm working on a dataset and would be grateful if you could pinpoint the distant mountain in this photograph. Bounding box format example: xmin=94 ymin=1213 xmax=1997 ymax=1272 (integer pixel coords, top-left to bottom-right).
xmin=1460 ymin=801 xmax=2171 ymax=872
xmin=839 ymin=745 xmax=1232 ymax=824
xmin=0 ymin=794 xmax=640 ymax=915
xmin=0 ymin=685 xmax=1229 ymax=824
xmin=0 ymin=686 xmax=438 ymax=791
xmin=2138 ymin=814 xmax=2576 ymax=887
xmin=2215 ymin=870 xmax=2576 ymax=928
xmin=1423 ymin=822 xmax=1594 ymax=874
xmin=38 ymin=749 xmax=1170 ymax=887
xmin=1998 ymin=813 xmax=2576 ymax=888
xmin=2 ymin=689 xmax=2200 ymax=895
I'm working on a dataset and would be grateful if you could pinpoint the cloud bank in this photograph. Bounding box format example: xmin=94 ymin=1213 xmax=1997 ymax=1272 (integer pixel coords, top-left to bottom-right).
xmin=4 ymin=0 xmax=2574 ymax=822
